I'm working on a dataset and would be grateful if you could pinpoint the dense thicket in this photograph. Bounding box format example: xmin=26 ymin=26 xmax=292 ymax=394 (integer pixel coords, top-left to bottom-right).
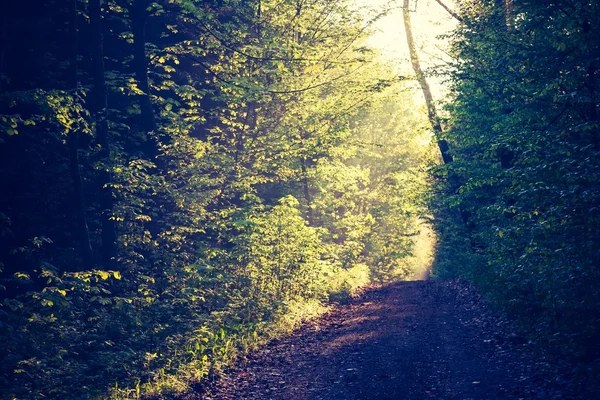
xmin=434 ymin=0 xmax=600 ymax=393
xmin=0 ymin=0 xmax=434 ymax=398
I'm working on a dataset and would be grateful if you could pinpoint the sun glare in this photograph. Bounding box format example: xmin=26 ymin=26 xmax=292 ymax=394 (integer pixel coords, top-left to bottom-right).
xmin=355 ymin=0 xmax=458 ymax=100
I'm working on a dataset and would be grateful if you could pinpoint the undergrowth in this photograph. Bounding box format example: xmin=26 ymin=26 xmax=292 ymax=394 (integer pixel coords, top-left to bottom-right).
xmin=109 ymin=263 xmax=371 ymax=400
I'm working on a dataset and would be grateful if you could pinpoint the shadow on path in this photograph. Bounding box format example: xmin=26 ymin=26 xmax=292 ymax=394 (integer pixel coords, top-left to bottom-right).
xmin=202 ymin=281 xmax=554 ymax=400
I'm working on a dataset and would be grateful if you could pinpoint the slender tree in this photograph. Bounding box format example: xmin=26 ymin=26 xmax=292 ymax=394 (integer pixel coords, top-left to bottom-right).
xmin=68 ymin=0 xmax=94 ymax=267
xmin=89 ymin=0 xmax=116 ymax=267
xmin=0 ymin=9 xmax=6 ymax=94
xmin=130 ymin=0 xmax=158 ymax=157
xmin=495 ymin=0 xmax=513 ymax=30
xmin=401 ymin=0 xmax=452 ymax=164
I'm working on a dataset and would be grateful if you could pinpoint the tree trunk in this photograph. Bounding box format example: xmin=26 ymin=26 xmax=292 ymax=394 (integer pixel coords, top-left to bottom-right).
xmin=433 ymin=0 xmax=464 ymax=24
xmin=583 ymin=18 xmax=599 ymax=150
xmin=131 ymin=0 xmax=157 ymax=157
xmin=402 ymin=0 xmax=452 ymax=164
xmin=495 ymin=0 xmax=513 ymax=30
xmin=68 ymin=0 xmax=94 ymax=267
xmin=68 ymin=135 xmax=95 ymax=266
xmin=0 ymin=6 xmax=7 ymax=94
xmin=504 ymin=0 xmax=513 ymax=30
xmin=89 ymin=0 xmax=117 ymax=268
xmin=294 ymin=5 xmax=313 ymax=225
xmin=300 ymin=158 xmax=314 ymax=225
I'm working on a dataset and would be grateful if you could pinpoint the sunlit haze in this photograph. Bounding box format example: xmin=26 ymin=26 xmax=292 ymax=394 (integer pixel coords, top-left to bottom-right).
xmin=354 ymin=0 xmax=458 ymax=100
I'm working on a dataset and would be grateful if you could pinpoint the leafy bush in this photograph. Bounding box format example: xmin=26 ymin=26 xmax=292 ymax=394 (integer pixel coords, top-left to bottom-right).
xmin=433 ymin=0 xmax=600 ymax=393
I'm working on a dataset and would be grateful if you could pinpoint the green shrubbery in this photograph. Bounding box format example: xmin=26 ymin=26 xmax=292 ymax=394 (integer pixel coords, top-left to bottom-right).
xmin=432 ymin=0 xmax=600 ymax=392
xmin=0 ymin=1 xmax=439 ymax=397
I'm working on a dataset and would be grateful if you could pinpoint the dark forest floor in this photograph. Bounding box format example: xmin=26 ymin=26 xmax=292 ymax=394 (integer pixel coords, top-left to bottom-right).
xmin=196 ymin=280 xmax=570 ymax=400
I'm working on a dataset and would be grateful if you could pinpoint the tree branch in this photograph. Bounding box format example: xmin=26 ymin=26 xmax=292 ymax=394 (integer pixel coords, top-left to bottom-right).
xmin=433 ymin=0 xmax=464 ymax=24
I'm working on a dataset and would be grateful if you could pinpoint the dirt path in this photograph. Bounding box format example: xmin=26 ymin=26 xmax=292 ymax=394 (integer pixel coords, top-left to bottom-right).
xmin=201 ymin=280 xmax=560 ymax=400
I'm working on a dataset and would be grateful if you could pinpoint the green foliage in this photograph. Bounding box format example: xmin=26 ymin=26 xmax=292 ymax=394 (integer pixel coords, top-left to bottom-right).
xmin=433 ymin=0 xmax=600 ymax=392
xmin=0 ymin=0 xmax=434 ymax=398
xmin=229 ymin=196 xmax=331 ymax=308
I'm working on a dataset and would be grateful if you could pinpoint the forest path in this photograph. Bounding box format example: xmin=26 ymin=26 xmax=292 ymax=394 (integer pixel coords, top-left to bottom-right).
xmin=201 ymin=280 xmax=557 ymax=400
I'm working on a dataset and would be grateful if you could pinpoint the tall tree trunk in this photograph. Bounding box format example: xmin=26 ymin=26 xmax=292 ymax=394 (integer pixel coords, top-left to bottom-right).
xmin=294 ymin=5 xmax=313 ymax=225
xmin=68 ymin=0 xmax=94 ymax=267
xmin=300 ymin=158 xmax=313 ymax=225
xmin=504 ymin=0 xmax=513 ymax=30
xmin=90 ymin=0 xmax=117 ymax=268
xmin=496 ymin=0 xmax=515 ymax=168
xmin=495 ymin=0 xmax=513 ymax=30
xmin=583 ymin=17 xmax=599 ymax=150
xmin=131 ymin=0 xmax=157 ymax=157
xmin=0 ymin=6 xmax=7 ymax=94
xmin=402 ymin=0 xmax=452 ymax=164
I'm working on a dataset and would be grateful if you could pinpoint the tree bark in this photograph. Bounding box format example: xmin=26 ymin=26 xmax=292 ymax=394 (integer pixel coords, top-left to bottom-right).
xmin=402 ymin=0 xmax=453 ymax=164
xmin=433 ymin=0 xmax=464 ymax=24
xmin=583 ymin=18 xmax=599 ymax=150
xmin=89 ymin=0 xmax=117 ymax=268
xmin=504 ymin=0 xmax=513 ymax=30
xmin=131 ymin=0 xmax=158 ymax=157
xmin=0 ymin=5 xmax=7 ymax=94
xmin=300 ymin=158 xmax=313 ymax=225
xmin=495 ymin=0 xmax=513 ymax=30
xmin=68 ymin=0 xmax=94 ymax=267
xmin=294 ymin=5 xmax=313 ymax=225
